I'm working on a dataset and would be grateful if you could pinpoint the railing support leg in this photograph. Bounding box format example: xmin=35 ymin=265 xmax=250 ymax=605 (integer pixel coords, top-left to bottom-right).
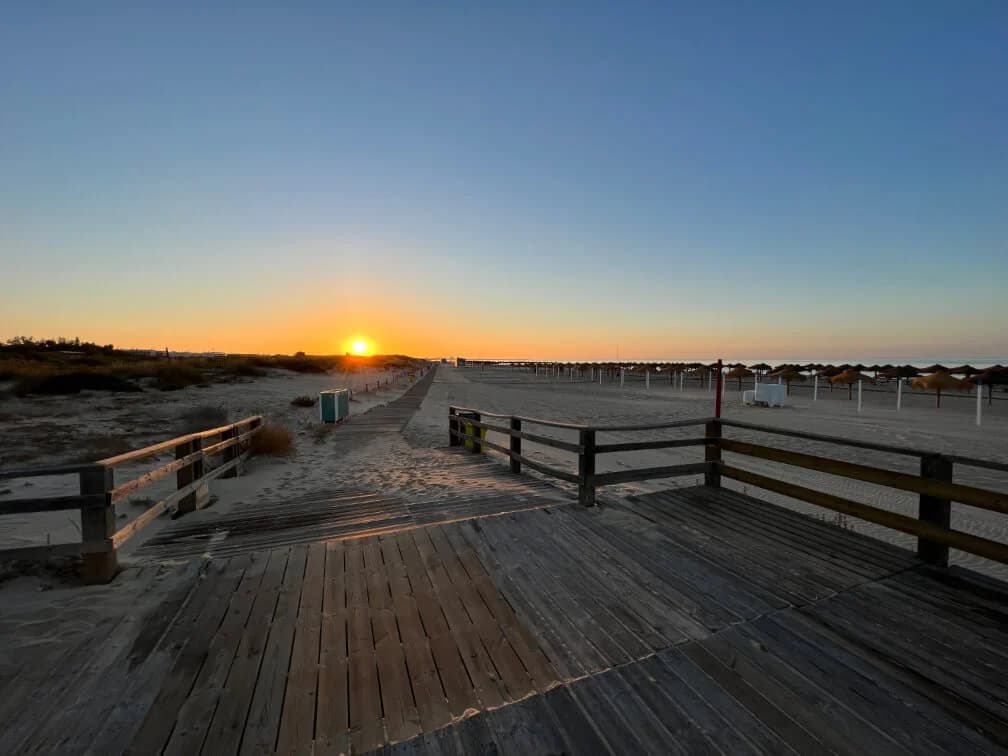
xmin=471 ymin=412 xmax=482 ymax=454
xmin=510 ymin=417 xmax=522 ymax=474
xmin=704 ymin=421 xmax=722 ymax=488
xmin=449 ymin=408 xmax=459 ymax=447
xmin=579 ymin=429 xmax=596 ymax=506
xmin=176 ymin=437 xmax=207 ymax=514
xmin=221 ymin=426 xmax=238 ymax=478
xmin=80 ymin=465 xmax=116 ymax=584
xmin=918 ymin=454 xmax=953 ymax=566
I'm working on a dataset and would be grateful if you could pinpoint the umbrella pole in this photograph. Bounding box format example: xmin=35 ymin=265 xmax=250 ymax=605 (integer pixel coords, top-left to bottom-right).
xmin=937 ymin=387 xmax=941 ymax=409
xmin=857 ymin=380 xmax=862 ymax=413
xmin=897 ymin=378 xmax=902 ymax=411
xmin=813 ymin=375 xmax=818 ymax=401
xmin=977 ymin=383 xmax=982 ymax=427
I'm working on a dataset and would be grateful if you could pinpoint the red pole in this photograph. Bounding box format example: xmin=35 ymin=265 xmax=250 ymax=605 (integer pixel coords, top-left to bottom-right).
xmin=714 ymin=358 xmax=723 ymax=418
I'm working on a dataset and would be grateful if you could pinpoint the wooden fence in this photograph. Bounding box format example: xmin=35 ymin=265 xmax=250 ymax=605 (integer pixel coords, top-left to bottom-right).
xmin=0 ymin=415 xmax=262 ymax=582
xmin=449 ymin=406 xmax=1008 ymax=568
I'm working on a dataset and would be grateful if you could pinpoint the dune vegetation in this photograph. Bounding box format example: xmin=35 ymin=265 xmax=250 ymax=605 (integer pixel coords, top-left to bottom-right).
xmin=0 ymin=337 xmax=425 ymax=396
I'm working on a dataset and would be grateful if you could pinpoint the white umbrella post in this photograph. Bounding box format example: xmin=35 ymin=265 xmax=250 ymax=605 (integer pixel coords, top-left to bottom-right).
xmin=646 ymin=370 xmax=650 ymax=390
xmin=813 ymin=374 xmax=818 ymax=401
xmin=857 ymin=380 xmax=863 ymax=413
xmin=977 ymin=382 xmax=983 ymax=426
xmin=897 ymin=378 xmax=902 ymax=411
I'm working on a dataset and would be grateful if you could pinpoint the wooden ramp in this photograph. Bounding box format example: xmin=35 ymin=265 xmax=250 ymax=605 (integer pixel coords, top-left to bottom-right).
xmin=134 ymin=451 xmax=569 ymax=560
xmin=3 ymin=487 xmax=1008 ymax=754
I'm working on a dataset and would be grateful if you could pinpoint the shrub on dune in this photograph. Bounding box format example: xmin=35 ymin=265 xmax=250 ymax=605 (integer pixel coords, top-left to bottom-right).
xmin=251 ymin=424 xmax=295 ymax=456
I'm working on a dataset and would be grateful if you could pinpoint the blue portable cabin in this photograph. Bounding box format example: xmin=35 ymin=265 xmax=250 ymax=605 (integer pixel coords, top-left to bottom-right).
xmin=319 ymin=388 xmax=350 ymax=423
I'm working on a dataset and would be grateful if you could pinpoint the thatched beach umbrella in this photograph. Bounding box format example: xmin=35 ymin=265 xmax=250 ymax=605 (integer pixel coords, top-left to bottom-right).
xmin=749 ymin=363 xmax=771 ymax=376
xmin=948 ymin=365 xmax=979 ymax=377
xmin=884 ymin=364 xmax=919 ymax=379
xmin=911 ymin=370 xmax=969 ymax=408
xmin=726 ymin=365 xmax=753 ymax=390
xmin=923 ymin=364 xmax=948 ymax=374
xmin=830 ymin=369 xmax=874 ymax=400
xmin=971 ymin=367 xmax=1008 ymax=406
xmin=769 ymin=367 xmax=806 ymax=395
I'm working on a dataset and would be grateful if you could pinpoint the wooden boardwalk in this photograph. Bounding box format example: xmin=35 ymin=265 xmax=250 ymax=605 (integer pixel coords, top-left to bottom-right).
xmin=5 ymin=481 xmax=1008 ymax=754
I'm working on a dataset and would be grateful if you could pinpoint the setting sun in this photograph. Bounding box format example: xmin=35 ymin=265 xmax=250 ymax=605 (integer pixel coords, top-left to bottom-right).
xmin=351 ymin=339 xmax=369 ymax=355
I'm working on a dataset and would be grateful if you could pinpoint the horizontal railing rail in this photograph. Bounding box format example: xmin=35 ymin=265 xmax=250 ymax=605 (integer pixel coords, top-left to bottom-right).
xmin=449 ymin=406 xmax=714 ymax=505
xmin=0 ymin=415 xmax=263 ymax=582
xmin=448 ymin=407 xmax=1008 ymax=568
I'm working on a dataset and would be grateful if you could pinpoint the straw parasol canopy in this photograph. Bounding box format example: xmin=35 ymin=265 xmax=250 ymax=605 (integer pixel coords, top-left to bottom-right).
xmin=749 ymin=363 xmax=771 ymax=375
xmin=884 ymin=364 xmax=919 ymax=379
xmin=922 ymin=364 xmax=948 ymax=374
xmin=911 ymin=370 xmax=969 ymax=408
xmin=726 ymin=366 xmax=753 ymax=389
xmin=769 ymin=367 xmax=806 ymax=395
xmin=971 ymin=367 xmax=1008 ymax=405
xmin=948 ymin=365 xmax=979 ymax=377
xmin=830 ymin=369 xmax=874 ymax=399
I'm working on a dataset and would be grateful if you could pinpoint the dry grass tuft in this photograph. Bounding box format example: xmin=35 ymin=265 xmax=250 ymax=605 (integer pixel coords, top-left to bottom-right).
xmin=251 ymin=424 xmax=295 ymax=457
xmin=291 ymin=395 xmax=316 ymax=407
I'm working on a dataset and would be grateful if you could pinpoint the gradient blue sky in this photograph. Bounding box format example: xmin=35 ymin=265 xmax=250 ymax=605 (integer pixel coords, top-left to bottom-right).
xmin=2 ymin=2 xmax=1006 ymax=360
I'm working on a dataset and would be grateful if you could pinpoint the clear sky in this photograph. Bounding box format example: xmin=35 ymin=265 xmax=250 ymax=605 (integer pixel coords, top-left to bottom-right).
xmin=2 ymin=2 xmax=1006 ymax=361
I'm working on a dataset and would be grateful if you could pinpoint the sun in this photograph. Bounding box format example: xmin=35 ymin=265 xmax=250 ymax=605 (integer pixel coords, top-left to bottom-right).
xmin=351 ymin=339 xmax=369 ymax=355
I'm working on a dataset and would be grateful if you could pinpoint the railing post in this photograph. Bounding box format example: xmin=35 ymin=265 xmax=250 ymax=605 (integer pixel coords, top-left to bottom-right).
xmin=704 ymin=420 xmax=722 ymax=488
xmin=578 ymin=429 xmax=596 ymax=506
xmin=918 ymin=454 xmax=953 ymax=566
xmin=449 ymin=408 xmax=460 ymax=447
xmin=510 ymin=417 xmax=522 ymax=474
xmin=221 ymin=424 xmax=238 ymax=478
xmin=80 ymin=464 xmax=116 ymax=584
xmin=470 ymin=412 xmax=482 ymax=454
xmin=176 ymin=437 xmax=207 ymax=514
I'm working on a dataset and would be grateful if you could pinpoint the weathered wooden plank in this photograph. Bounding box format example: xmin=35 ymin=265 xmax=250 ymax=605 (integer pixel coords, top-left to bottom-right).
xmin=128 ymin=553 xmax=254 ymax=755
xmin=808 ymin=595 xmax=1008 ymax=712
xmin=617 ymin=658 xmax=730 ymax=756
xmin=655 ymin=648 xmax=797 ymax=755
xmin=564 ymin=504 xmax=766 ymax=629
xmin=162 ymin=552 xmax=272 ymax=755
xmin=447 ymin=520 xmax=591 ymax=679
xmin=541 ymin=685 xmax=615 ymax=754
xmin=348 ymin=651 xmax=384 ymax=753
xmin=678 ymin=642 xmax=825 ymax=754
xmin=276 ymin=542 xmax=326 ymax=754
xmin=620 ymin=495 xmax=833 ymax=604
xmin=708 ymin=487 xmax=918 ymax=573
xmin=705 ymin=628 xmax=907 ymax=755
xmin=748 ymin=614 xmax=992 ymax=754
xmin=648 ymin=490 xmax=866 ymax=592
xmin=84 ymin=563 xmax=208 ymax=754
xmin=239 ymin=544 xmax=308 ymax=756
xmin=572 ymin=669 xmax=682 ymax=754
xmin=197 ymin=550 xmax=289 ymax=756
xmin=486 ymin=693 xmax=571 ymax=754
xmin=775 ymin=609 xmax=1008 ymax=750
xmin=316 ymin=540 xmax=349 ymax=751
xmin=720 ymin=465 xmax=1008 ymax=565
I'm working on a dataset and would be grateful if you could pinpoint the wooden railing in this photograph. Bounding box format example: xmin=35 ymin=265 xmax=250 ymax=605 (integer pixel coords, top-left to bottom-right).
xmin=0 ymin=415 xmax=262 ymax=582
xmin=448 ymin=406 xmax=714 ymax=506
xmin=448 ymin=407 xmax=1008 ymax=568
